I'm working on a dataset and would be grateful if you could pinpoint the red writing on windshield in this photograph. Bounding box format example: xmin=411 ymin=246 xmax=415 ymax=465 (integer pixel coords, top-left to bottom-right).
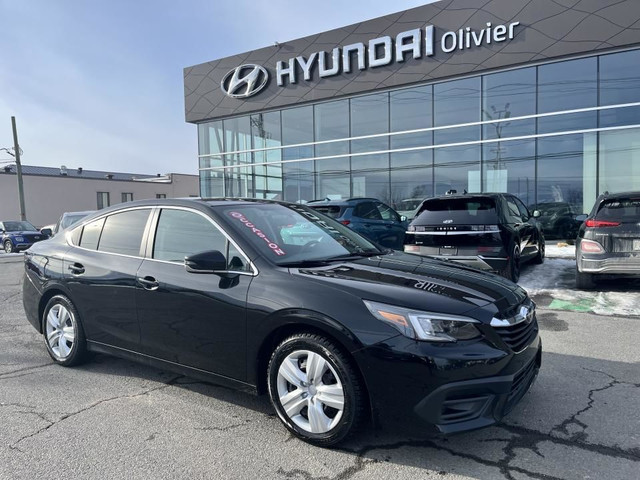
xmin=229 ymin=211 xmax=286 ymax=256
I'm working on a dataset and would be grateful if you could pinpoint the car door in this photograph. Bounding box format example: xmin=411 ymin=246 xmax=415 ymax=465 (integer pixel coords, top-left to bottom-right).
xmin=64 ymin=208 xmax=153 ymax=351
xmin=504 ymin=196 xmax=532 ymax=257
xmin=135 ymin=207 xmax=253 ymax=380
xmin=374 ymin=201 xmax=406 ymax=249
xmin=351 ymin=201 xmax=386 ymax=244
xmin=513 ymin=196 xmax=538 ymax=258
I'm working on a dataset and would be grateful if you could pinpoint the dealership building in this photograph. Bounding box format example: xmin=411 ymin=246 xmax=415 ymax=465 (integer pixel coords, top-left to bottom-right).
xmin=184 ymin=0 xmax=640 ymax=214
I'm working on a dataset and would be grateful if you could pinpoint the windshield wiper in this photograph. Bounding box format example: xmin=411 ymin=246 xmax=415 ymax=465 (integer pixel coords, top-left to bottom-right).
xmin=320 ymin=251 xmax=385 ymax=262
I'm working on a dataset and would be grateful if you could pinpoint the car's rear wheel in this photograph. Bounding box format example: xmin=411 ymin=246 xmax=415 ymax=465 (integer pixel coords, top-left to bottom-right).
xmin=575 ymin=268 xmax=596 ymax=290
xmin=267 ymin=333 xmax=364 ymax=447
xmin=500 ymin=244 xmax=521 ymax=283
xmin=4 ymin=240 xmax=14 ymax=253
xmin=43 ymin=295 xmax=87 ymax=366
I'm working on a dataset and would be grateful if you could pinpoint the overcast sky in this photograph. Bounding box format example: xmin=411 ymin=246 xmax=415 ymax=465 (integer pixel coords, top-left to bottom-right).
xmin=0 ymin=0 xmax=434 ymax=176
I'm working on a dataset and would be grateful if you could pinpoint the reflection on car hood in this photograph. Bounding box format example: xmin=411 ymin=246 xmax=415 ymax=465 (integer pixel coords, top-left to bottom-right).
xmin=293 ymin=251 xmax=526 ymax=322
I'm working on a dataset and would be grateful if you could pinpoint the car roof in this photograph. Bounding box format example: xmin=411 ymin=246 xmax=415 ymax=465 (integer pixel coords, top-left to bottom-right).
xmin=307 ymin=197 xmax=380 ymax=206
xmin=424 ymin=193 xmax=507 ymax=201
xmin=598 ymin=191 xmax=640 ymax=201
xmin=62 ymin=210 xmax=95 ymax=216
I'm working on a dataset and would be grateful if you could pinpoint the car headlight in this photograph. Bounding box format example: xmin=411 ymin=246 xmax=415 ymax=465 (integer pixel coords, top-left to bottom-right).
xmin=14 ymin=236 xmax=24 ymax=242
xmin=363 ymin=300 xmax=481 ymax=342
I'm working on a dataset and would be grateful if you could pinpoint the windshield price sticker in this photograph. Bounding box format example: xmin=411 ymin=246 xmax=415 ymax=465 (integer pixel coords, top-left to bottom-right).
xmin=229 ymin=211 xmax=286 ymax=256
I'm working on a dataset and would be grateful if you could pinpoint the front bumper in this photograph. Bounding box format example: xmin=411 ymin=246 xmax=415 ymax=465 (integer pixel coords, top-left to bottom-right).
xmin=354 ymin=328 xmax=541 ymax=434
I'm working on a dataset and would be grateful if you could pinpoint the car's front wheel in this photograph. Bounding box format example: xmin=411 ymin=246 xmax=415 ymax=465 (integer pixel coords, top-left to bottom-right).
xmin=267 ymin=333 xmax=365 ymax=447
xmin=4 ymin=240 xmax=14 ymax=253
xmin=42 ymin=295 xmax=88 ymax=366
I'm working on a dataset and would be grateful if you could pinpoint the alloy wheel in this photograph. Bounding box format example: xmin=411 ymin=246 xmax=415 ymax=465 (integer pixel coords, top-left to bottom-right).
xmin=276 ymin=350 xmax=345 ymax=434
xmin=4 ymin=240 xmax=13 ymax=253
xmin=45 ymin=304 xmax=76 ymax=360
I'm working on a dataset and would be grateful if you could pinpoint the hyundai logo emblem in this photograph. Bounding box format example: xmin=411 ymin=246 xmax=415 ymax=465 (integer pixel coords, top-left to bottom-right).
xmin=221 ymin=64 xmax=269 ymax=99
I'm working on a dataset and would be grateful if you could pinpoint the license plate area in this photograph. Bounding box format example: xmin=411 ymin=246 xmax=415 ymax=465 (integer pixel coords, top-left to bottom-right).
xmin=439 ymin=246 xmax=458 ymax=256
xmin=633 ymin=239 xmax=640 ymax=251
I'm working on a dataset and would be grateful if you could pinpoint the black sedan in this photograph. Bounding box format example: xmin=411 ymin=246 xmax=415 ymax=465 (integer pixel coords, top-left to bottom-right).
xmin=22 ymin=198 xmax=541 ymax=446
xmin=404 ymin=193 xmax=545 ymax=282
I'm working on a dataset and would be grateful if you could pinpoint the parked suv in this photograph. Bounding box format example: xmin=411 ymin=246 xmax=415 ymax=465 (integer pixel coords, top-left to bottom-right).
xmin=1 ymin=220 xmax=49 ymax=253
xmin=575 ymin=191 xmax=640 ymax=289
xmin=307 ymin=198 xmax=407 ymax=250
xmin=404 ymin=193 xmax=545 ymax=282
xmin=23 ymin=198 xmax=540 ymax=446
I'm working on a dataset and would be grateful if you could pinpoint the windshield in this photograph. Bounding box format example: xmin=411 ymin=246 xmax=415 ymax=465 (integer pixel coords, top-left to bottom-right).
xmin=397 ymin=199 xmax=423 ymax=211
xmin=61 ymin=213 xmax=90 ymax=230
xmin=3 ymin=221 xmax=38 ymax=232
xmin=219 ymin=203 xmax=381 ymax=265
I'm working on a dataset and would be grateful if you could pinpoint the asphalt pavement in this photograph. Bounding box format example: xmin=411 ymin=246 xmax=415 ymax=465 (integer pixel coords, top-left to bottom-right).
xmin=1 ymin=256 xmax=639 ymax=479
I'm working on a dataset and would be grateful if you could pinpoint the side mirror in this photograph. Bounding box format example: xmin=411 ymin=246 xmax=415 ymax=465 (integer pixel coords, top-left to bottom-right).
xmin=400 ymin=215 xmax=407 ymax=222
xmin=575 ymin=214 xmax=588 ymax=222
xmin=40 ymin=228 xmax=52 ymax=237
xmin=532 ymin=210 xmax=541 ymax=218
xmin=185 ymin=250 xmax=227 ymax=274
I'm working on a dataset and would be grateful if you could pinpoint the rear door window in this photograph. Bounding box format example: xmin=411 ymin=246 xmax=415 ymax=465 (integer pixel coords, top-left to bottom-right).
xmin=353 ymin=202 xmax=383 ymax=220
xmin=79 ymin=218 xmax=105 ymax=250
xmin=97 ymin=209 xmax=151 ymax=256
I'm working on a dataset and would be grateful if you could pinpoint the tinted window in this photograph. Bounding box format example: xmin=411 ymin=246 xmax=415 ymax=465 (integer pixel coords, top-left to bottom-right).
xmin=153 ymin=209 xmax=226 ymax=262
xmin=375 ymin=202 xmax=399 ymax=222
xmin=414 ymin=198 xmax=498 ymax=225
xmin=505 ymin=198 xmax=522 ymax=222
xmin=596 ymin=197 xmax=640 ymax=221
xmin=79 ymin=218 xmax=105 ymax=250
xmin=98 ymin=209 xmax=150 ymax=256
xmin=309 ymin=206 xmax=342 ymax=218
xmin=514 ymin=197 xmax=530 ymax=219
xmin=353 ymin=202 xmax=382 ymax=220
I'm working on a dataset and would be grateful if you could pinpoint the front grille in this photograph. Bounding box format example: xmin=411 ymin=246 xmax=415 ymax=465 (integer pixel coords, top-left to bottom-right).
xmin=494 ymin=314 xmax=538 ymax=353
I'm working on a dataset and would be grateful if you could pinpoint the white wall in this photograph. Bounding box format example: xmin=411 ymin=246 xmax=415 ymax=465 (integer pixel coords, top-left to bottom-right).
xmin=0 ymin=173 xmax=198 ymax=227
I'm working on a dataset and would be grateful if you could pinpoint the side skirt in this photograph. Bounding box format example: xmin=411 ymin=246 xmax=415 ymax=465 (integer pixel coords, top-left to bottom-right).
xmin=86 ymin=340 xmax=258 ymax=395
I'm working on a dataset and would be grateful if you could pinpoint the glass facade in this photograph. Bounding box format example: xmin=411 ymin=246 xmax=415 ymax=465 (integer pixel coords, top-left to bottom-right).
xmin=199 ymin=48 xmax=640 ymax=214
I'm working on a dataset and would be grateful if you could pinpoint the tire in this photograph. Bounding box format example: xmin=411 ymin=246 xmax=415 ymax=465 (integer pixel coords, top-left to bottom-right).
xmin=575 ymin=269 xmax=596 ymax=290
xmin=500 ymin=243 xmax=521 ymax=283
xmin=42 ymin=295 xmax=88 ymax=367
xmin=4 ymin=240 xmax=14 ymax=253
xmin=533 ymin=234 xmax=545 ymax=265
xmin=267 ymin=333 xmax=365 ymax=447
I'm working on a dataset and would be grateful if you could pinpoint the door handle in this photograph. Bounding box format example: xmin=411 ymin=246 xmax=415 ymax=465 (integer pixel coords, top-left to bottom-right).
xmin=137 ymin=276 xmax=159 ymax=291
xmin=68 ymin=263 xmax=85 ymax=275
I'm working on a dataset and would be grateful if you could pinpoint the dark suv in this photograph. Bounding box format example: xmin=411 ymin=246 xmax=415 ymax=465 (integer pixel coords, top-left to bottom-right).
xmin=307 ymin=198 xmax=407 ymax=250
xmin=404 ymin=193 xmax=545 ymax=282
xmin=575 ymin=191 xmax=640 ymax=289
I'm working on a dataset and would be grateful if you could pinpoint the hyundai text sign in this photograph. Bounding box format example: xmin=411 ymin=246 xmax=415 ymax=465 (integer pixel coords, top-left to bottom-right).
xmin=220 ymin=21 xmax=520 ymax=99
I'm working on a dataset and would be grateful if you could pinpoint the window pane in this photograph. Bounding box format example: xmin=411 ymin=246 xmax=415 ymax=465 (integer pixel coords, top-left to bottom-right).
xmin=482 ymin=139 xmax=535 ymax=206
xmin=599 ymin=127 xmax=640 ymax=196
xmin=537 ymin=134 xmax=597 ymax=215
xmin=599 ymin=49 xmax=640 ymax=127
xmin=283 ymin=161 xmax=314 ymax=202
xmin=434 ymin=77 xmax=480 ymax=144
xmin=282 ymin=106 xmax=313 ymax=160
xmin=315 ymin=100 xmax=349 ymax=165
xmin=317 ymin=172 xmax=350 ymax=200
xmin=97 ymin=192 xmax=109 ymax=210
xmin=391 ymin=149 xmax=432 ymax=169
xmin=538 ymin=58 xmax=597 ymax=133
xmin=223 ymin=116 xmax=251 ymax=153
xmin=351 ymin=169 xmax=390 ymax=202
xmin=79 ymin=218 xmax=105 ymax=250
xmin=390 ymin=167 xmax=433 ymax=215
xmin=198 ymin=120 xmax=224 ymax=159
xmin=227 ymin=242 xmax=250 ymax=272
xmin=434 ymin=144 xmax=481 ymax=195
xmin=98 ymin=209 xmax=150 ymax=256
xmin=483 ymin=67 xmax=536 ymax=139
xmin=153 ymin=209 xmax=226 ymax=262
xmin=351 ymin=93 xmax=389 ymax=169
xmin=390 ymin=86 xmax=432 ymax=149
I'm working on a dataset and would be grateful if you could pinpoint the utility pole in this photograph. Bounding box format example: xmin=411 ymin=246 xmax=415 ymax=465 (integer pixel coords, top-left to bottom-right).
xmin=11 ymin=116 xmax=27 ymax=221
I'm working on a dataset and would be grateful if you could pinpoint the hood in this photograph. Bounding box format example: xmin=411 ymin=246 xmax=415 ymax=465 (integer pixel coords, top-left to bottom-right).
xmin=292 ymin=251 xmax=527 ymax=323
xmin=8 ymin=231 xmax=41 ymax=236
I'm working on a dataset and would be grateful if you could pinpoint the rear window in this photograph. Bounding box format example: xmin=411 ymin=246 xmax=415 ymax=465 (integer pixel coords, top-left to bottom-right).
xmin=97 ymin=209 xmax=150 ymax=256
xmin=413 ymin=198 xmax=498 ymax=225
xmin=309 ymin=205 xmax=342 ymax=219
xmin=596 ymin=197 xmax=640 ymax=221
